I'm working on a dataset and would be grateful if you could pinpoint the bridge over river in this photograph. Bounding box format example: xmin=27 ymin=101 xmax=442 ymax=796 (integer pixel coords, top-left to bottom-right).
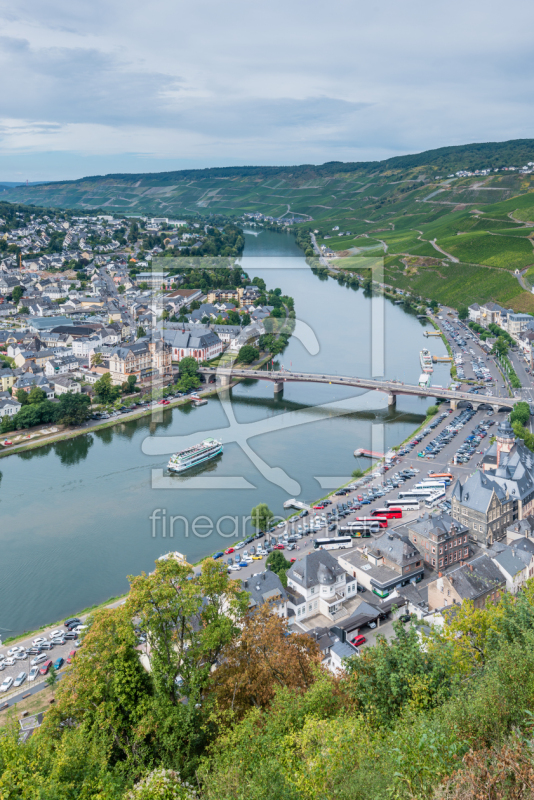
xmin=199 ymin=367 xmax=516 ymax=413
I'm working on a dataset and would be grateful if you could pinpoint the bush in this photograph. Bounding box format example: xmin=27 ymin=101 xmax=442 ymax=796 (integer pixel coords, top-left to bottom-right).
xmin=237 ymin=345 xmax=259 ymax=364
xmin=427 ymin=405 xmax=439 ymax=416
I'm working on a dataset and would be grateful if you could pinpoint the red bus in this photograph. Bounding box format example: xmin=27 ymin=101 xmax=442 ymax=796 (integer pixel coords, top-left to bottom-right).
xmin=370 ymin=507 xmax=402 ymax=520
xmin=427 ymin=472 xmax=453 ymax=483
xmin=355 ymin=515 xmax=388 ymax=528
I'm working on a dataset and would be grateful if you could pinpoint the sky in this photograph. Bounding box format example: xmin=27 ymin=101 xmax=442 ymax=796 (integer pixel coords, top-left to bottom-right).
xmin=0 ymin=0 xmax=533 ymax=181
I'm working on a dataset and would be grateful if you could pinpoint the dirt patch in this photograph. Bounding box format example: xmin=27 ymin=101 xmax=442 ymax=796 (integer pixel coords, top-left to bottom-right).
xmin=452 ymin=204 xmax=467 ymax=212
xmin=336 ymin=250 xmax=352 ymax=257
xmin=402 ymin=256 xmax=443 ymax=268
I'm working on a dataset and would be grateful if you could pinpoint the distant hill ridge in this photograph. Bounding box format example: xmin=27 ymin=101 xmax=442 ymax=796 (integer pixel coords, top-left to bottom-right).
xmin=3 ymin=138 xmax=534 ymax=191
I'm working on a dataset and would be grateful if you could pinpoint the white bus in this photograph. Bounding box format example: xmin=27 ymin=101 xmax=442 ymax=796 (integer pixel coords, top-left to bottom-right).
xmin=314 ymin=536 xmax=353 ymax=550
xmin=385 ymin=499 xmax=420 ymax=511
xmin=414 ymin=480 xmax=447 ymax=492
xmin=398 ymin=489 xmax=435 ymax=500
xmin=425 ymin=489 xmax=446 ymax=508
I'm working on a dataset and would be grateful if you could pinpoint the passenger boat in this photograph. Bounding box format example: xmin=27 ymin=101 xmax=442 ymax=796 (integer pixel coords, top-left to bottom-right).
xmin=419 ymin=348 xmax=433 ymax=373
xmin=167 ymin=437 xmax=223 ymax=473
xmin=192 ymin=398 xmax=208 ymax=406
xmin=418 ymin=373 xmax=430 ymax=388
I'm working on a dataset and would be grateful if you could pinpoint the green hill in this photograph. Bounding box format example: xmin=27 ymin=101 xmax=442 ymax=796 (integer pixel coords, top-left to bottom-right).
xmin=4 ymin=137 xmax=534 ymax=310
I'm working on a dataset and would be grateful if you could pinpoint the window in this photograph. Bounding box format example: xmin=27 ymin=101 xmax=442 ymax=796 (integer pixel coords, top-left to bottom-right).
xmin=439 ymin=559 xmax=444 ymax=567
xmin=439 ymin=547 xmax=443 ymax=554
xmin=432 ymin=547 xmax=436 ymax=554
xmin=432 ymin=558 xmax=436 ymax=566
xmin=464 ymin=535 xmax=467 ymax=543
xmin=464 ymin=547 xmax=469 ymax=556
xmin=311 ymin=587 xmax=315 ymax=594
xmin=308 ymin=604 xmax=312 ymax=612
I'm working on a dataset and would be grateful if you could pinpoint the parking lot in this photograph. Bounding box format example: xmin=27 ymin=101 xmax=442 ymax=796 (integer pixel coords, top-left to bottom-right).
xmin=0 ymin=619 xmax=84 ymax=703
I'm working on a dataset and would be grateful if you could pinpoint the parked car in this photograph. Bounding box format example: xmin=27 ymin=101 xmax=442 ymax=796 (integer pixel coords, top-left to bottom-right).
xmin=66 ymin=650 xmax=76 ymax=664
xmin=0 ymin=677 xmax=13 ymax=693
xmin=13 ymin=672 xmax=26 ymax=688
xmin=31 ymin=653 xmax=48 ymax=667
xmin=350 ymin=635 xmax=367 ymax=647
xmin=53 ymin=657 xmax=64 ymax=671
xmin=39 ymin=660 xmax=52 ymax=675
xmin=28 ymin=666 xmax=40 ymax=682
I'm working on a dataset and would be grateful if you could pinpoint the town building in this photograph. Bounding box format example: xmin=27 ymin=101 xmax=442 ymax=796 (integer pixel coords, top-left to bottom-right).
xmin=285 ymin=550 xmax=356 ymax=624
xmin=108 ymin=340 xmax=172 ymax=385
xmin=403 ymin=513 xmax=470 ymax=571
xmin=427 ymin=554 xmax=506 ymax=610
xmin=242 ymin=570 xmax=288 ymax=618
xmin=338 ymin=531 xmax=424 ymax=599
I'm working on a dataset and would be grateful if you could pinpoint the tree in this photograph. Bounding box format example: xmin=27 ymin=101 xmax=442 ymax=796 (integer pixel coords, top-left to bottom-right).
xmin=492 ymin=336 xmax=509 ymax=357
xmin=351 ymin=469 xmax=363 ymax=478
xmin=91 ymin=352 xmax=104 ymax=367
xmin=57 ymin=393 xmax=91 ymax=426
xmin=236 ymin=345 xmax=258 ymax=364
xmin=126 ymin=374 xmax=137 ymax=393
xmin=94 ymin=372 xmax=121 ymax=404
xmin=118 ymin=284 xmax=125 ymax=294
xmin=209 ymin=605 xmax=320 ymax=719
xmin=251 ymin=503 xmax=274 ymax=533
xmin=201 ymin=316 xmax=210 ymax=325
xmin=178 ymin=356 xmax=199 ymax=377
xmin=427 ymin=405 xmax=439 ymax=416
xmin=45 ymin=665 xmax=57 ymax=689
xmin=20 ymin=306 xmax=29 ymax=314
xmin=11 ymin=285 xmax=23 ymax=304
xmin=240 ymin=313 xmax=250 ymax=326
xmin=270 ymin=307 xmax=283 ymax=318
xmin=16 ymin=389 xmax=29 ymax=406
xmin=137 ymin=326 xmax=147 ymax=339
xmin=265 ymin=550 xmax=291 ymax=587
xmin=127 ymin=556 xmax=248 ymax=711
xmin=227 ymin=310 xmax=240 ymax=325
xmin=28 ymin=386 xmax=47 ymax=405
xmin=458 ymin=306 xmax=469 ymax=320
xmin=510 ymin=402 xmax=530 ymax=427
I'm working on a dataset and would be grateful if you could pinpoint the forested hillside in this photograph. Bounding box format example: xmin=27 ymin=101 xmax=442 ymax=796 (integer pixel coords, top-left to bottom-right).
xmin=3 ymin=556 xmax=534 ymax=799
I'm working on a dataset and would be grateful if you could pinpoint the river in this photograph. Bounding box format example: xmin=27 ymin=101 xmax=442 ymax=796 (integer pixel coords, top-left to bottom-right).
xmin=0 ymin=230 xmax=449 ymax=636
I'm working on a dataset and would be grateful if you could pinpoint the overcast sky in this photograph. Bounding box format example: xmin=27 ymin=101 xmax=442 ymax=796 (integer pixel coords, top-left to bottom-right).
xmin=0 ymin=0 xmax=532 ymax=181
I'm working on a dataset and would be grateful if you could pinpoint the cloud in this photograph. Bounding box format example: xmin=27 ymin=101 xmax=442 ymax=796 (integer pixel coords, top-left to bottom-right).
xmin=0 ymin=0 xmax=533 ymax=178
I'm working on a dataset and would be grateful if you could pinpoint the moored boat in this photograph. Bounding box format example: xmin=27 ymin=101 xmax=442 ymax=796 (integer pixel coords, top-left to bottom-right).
xmin=167 ymin=437 xmax=223 ymax=473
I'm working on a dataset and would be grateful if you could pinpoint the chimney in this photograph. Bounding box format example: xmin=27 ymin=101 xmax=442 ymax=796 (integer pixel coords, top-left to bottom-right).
xmin=244 ymin=580 xmax=248 ymax=588
xmin=263 ymin=572 xmax=267 ymax=580
xmin=438 ymin=571 xmax=442 ymax=578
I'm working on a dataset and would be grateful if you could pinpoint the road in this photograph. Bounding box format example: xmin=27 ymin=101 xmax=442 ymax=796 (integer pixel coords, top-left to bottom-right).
xmin=200 ymin=365 xmax=516 ymax=410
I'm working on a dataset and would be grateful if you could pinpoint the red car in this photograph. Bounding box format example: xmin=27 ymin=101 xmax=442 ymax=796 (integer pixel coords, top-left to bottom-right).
xmin=313 ymin=504 xmax=325 ymax=510
xmin=290 ymin=558 xmax=296 ymax=563
xmin=224 ymin=547 xmax=235 ymax=554
xmin=39 ymin=660 xmax=52 ymax=675
xmin=274 ymin=544 xmax=285 ymax=550
xmin=67 ymin=650 xmax=76 ymax=664
xmin=351 ymin=635 xmax=367 ymax=647
xmin=158 ymin=399 xmax=170 ymax=405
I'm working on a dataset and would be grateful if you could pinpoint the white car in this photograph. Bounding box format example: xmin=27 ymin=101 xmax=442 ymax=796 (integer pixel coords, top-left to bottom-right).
xmin=49 ymin=629 xmax=64 ymax=639
xmin=0 ymin=677 xmax=13 ymax=693
xmin=15 ymin=651 xmax=27 ymax=661
xmin=6 ymin=646 xmax=23 ymax=657
xmin=234 ymin=541 xmax=245 ymax=550
xmin=3 ymin=657 xmax=16 ymax=667
xmin=228 ymin=564 xmax=241 ymax=572
xmin=28 ymin=667 xmax=39 ymax=682
xmin=13 ymin=672 xmax=26 ymax=688
xmin=243 ymin=555 xmax=253 ymax=563
xmin=32 ymin=637 xmax=47 ymax=647
xmin=276 ymin=522 xmax=285 ymax=529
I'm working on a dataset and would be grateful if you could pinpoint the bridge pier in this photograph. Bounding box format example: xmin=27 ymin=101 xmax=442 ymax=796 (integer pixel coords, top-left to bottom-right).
xmin=273 ymin=381 xmax=284 ymax=396
xmin=218 ymin=374 xmax=231 ymax=387
xmin=387 ymin=393 xmax=396 ymax=408
xmin=450 ymin=399 xmax=458 ymax=410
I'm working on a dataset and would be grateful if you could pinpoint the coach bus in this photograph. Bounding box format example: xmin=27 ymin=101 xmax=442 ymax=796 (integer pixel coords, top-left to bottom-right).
xmin=427 ymin=472 xmax=453 ymax=483
xmin=355 ymin=516 xmax=388 ymax=528
xmin=414 ymin=480 xmax=447 ymax=492
xmin=370 ymin=507 xmax=403 ymax=520
xmin=425 ymin=489 xmax=446 ymax=508
xmin=385 ymin=499 xmax=420 ymax=512
xmin=314 ymin=536 xmax=353 ymax=550
xmin=398 ymin=489 xmax=434 ymax=500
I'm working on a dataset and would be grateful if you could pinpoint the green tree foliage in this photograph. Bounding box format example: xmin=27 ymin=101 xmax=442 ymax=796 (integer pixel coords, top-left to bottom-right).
xmin=236 ymin=345 xmax=258 ymax=364
xmin=458 ymin=305 xmax=469 ymax=320
xmin=492 ymin=335 xmax=509 ymax=356
xmin=265 ymin=550 xmax=290 ymax=587
xmin=251 ymin=503 xmax=274 ymax=533
xmin=137 ymin=326 xmax=147 ymax=338
xmin=510 ymin=401 xmax=530 ymax=427
xmin=11 ymin=285 xmax=23 ymax=303
xmin=94 ymin=372 xmax=121 ymax=404
xmin=427 ymin=404 xmax=439 ymax=415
